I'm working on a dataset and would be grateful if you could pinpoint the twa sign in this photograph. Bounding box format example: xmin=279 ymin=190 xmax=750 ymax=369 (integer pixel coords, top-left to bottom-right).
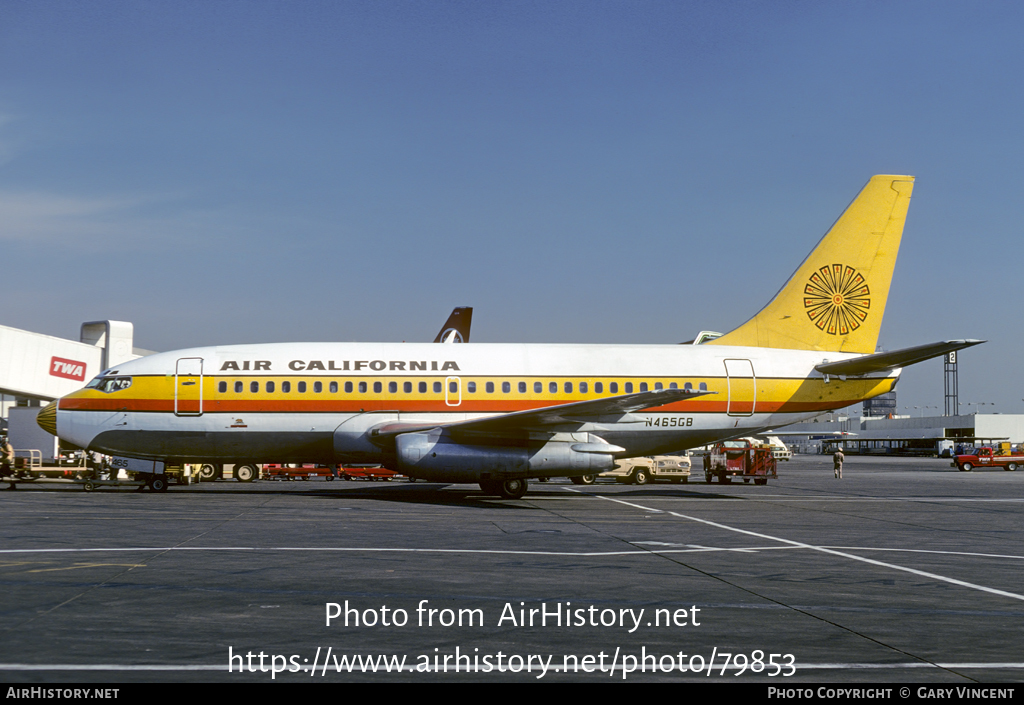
xmin=50 ymin=357 xmax=87 ymax=381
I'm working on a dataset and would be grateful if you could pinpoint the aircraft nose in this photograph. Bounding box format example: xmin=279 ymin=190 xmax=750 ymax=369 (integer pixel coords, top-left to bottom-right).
xmin=37 ymin=400 xmax=58 ymax=436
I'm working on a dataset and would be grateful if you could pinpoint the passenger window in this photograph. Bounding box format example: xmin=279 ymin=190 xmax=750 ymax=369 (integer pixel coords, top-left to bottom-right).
xmin=640 ymin=382 xmax=648 ymax=392
xmin=315 ymin=381 xmax=323 ymax=393
xmin=610 ymin=382 xmax=618 ymax=393
xmin=419 ymin=381 xmax=427 ymax=393
xmin=549 ymin=382 xmax=557 ymax=394
xmin=359 ymin=381 xmax=367 ymax=393
xmin=503 ymin=381 xmax=511 ymax=393
xmin=250 ymin=381 xmax=259 ymax=393
xmin=266 ymin=381 xmax=275 ymax=393
xmin=518 ymin=382 xmax=526 ymax=393
xmin=218 ymin=381 xmax=226 ymax=393
xmin=434 ymin=381 xmax=442 ymax=393
xmin=467 ymin=381 xmax=477 ymax=393
xmin=580 ymin=382 xmax=588 ymax=394
xmin=345 ymin=381 xmax=353 ymax=393
xmin=282 ymin=381 xmax=291 ymax=393
xmin=595 ymin=382 xmax=603 ymax=393
xmin=669 ymin=382 xmax=677 ymax=389
xmin=564 ymin=382 xmax=573 ymax=393
xmin=684 ymin=382 xmax=692 ymax=391
xmin=699 ymin=382 xmax=707 ymax=391
xmin=235 ymin=381 xmax=243 ymax=393
xmin=389 ymin=381 xmax=397 ymax=393
xmin=486 ymin=382 xmax=494 ymax=393
xmin=298 ymin=381 xmax=307 ymax=393
xmin=625 ymin=382 xmax=634 ymax=393
xmin=534 ymin=382 xmax=542 ymax=393
xmin=330 ymin=381 xmax=338 ymax=393
xmin=404 ymin=382 xmax=412 ymax=393
xmin=449 ymin=381 xmax=457 ymax=393
xmin=655 ymin=382 xmax=663 ymax=390
xmin=374 ymin=382 xmax=382 ymax=393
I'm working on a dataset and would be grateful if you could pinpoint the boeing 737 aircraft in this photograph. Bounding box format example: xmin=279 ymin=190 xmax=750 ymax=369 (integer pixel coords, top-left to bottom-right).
xmin=38 ymin=175 xmax=982 ymax=497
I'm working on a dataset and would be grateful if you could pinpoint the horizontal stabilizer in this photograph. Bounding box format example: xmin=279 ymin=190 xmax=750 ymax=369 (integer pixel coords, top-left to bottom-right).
xmin=814 ymin=340 xmax=985 ymax=377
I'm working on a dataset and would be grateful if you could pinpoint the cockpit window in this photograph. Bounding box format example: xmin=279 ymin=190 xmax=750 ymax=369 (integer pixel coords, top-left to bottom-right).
xmin=86 ymin=376 xmax=132 ymax=393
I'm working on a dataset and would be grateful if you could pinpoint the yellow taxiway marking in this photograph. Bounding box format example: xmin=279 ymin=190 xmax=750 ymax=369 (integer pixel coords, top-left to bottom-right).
xmin=27 ymin=563 xmax=146 ymax=573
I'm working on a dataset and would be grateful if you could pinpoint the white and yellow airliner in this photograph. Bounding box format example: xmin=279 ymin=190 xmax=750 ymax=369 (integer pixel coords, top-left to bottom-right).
xmin=38 ymin=175 xmax=981 ymax=497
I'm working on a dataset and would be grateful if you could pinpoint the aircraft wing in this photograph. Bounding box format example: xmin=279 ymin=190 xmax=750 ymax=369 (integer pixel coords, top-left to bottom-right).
xmin=370 ymin=387 xmax=715 ymax=441
xmin=443 ymin=387 xmax=714 ymax=434
xmin=814 ymin=340 xmax=985 ymax=377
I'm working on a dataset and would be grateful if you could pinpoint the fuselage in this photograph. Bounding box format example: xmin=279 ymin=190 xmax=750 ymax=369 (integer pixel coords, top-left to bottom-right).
xmin=46 ymin=341 xmax=897 ymax=471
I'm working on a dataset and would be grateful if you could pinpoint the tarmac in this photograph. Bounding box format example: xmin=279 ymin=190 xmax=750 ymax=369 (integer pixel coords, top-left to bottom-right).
xmin=1 ymin=454 xmax=1022 ymax=683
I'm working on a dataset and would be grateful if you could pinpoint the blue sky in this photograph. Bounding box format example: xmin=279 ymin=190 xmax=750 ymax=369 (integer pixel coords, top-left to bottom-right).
xmin=1 ymin=1 xmax=1021 ymax=414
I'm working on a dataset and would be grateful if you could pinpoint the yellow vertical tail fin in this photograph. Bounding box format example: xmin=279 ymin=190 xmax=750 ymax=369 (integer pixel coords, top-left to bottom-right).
xmin=707 ymin=174 xmax=914 ymax=354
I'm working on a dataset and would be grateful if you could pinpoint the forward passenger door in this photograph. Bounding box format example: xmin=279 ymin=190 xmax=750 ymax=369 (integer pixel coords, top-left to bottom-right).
xmin=175 ymin=357 xmax=204 ymax=416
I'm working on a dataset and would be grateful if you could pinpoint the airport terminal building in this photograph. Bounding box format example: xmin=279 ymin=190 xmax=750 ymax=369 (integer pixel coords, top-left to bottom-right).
xmin=784 ymin=413 xmax=1024 ymax=456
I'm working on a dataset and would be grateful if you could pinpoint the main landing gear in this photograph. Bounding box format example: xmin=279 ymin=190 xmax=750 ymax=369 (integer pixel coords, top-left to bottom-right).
xmin=479 ymin=478 xmax=529 ymax=500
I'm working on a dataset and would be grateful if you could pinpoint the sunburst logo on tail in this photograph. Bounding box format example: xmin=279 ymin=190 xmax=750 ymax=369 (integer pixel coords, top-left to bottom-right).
xmin=804 ymin=264 xmax=870 ymax=336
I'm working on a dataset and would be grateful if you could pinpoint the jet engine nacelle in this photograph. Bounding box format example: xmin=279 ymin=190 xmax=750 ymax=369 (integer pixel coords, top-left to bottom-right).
xmin=395 ymin=431 xmax=617 ymax=482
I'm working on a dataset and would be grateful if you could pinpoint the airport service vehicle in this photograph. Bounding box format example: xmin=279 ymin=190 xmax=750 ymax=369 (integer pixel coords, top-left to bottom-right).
xmin=263 ymin=463 xmax=330 ymax=480
xmin=705 ymin=440 xmax=777 ymax=485
xmin=196 ymin=462 xmax=259 ymax=482
xmin=340 ymin=466 xmax=400 ymax=481
xmin=652 ymin=455 xmax=691 ymax=482
xmin=261 ymin=463 xmax=401 ymax=481
xmin=953 ymin=446 xmax=1024 ymax=472
xmin=602 ymin=457 xmax=656 ymax=484
xmin=764 ymin=436 xmax=792 ymax=461
xmin=602 ymin=455 xmax=691 ymax=484
xmin=39 ymin=176 xmax=985 ymax=500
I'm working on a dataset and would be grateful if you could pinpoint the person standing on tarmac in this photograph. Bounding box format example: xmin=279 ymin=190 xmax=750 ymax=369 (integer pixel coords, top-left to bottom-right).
xmin=1 ymin=436 xmax=16 ymax=489
xmin=833 ymin=449 xmax=845 ymax=479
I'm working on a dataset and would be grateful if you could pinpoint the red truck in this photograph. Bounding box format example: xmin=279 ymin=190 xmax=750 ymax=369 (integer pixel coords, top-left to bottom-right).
xmin=704 ymin=439 xmax=777 ymax=485
xmin=953 ymin=446 xmax=1024 ymax=472
xmin=262 ymin=464 xmax=403 ymax=481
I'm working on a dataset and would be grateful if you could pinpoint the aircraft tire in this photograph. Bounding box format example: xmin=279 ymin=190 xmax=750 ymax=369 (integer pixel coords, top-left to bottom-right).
xmin=235 ymin=464 xmax=258 ymax=482
xmin=498 ymin=478 xmax=528 ymax=499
